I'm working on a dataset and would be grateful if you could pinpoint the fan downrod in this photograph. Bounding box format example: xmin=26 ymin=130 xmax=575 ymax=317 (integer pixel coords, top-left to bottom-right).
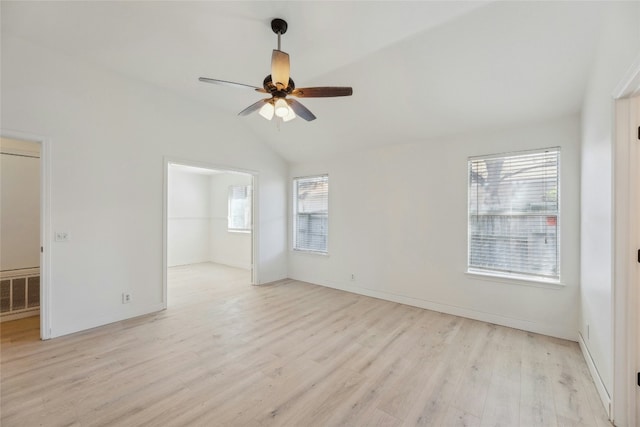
xmin=271 ymin=18 xmax=288 ymax=35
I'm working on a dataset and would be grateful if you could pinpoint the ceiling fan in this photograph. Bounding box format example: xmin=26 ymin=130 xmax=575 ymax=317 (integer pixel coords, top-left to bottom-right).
xmin=199 ymin=18 xmax=353 ymax=123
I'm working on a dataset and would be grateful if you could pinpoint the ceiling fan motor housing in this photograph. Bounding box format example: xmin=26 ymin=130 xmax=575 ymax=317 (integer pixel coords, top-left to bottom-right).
xmin=263 ymin=75 xmax=294 ymax=93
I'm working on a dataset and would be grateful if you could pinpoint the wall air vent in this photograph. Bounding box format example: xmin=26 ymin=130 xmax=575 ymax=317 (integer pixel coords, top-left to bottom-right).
xmin=0 ymin=269 xmax=40 ymax=321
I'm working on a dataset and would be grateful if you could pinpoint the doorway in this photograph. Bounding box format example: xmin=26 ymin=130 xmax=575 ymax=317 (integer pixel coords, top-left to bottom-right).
xmin=635 ymin=95 xmax=640 ymax=426
xmin=0 ymin=132 xmax=50 ymax=340
xmin=163 ymin=160 xmax=256 ymax=307
xmin=629 ymin=95 xmax=640 ymax=426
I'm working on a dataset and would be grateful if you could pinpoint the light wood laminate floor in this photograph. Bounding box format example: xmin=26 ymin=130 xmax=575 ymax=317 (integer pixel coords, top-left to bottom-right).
xmin=1 ymin=263 xmax=611 ymax=426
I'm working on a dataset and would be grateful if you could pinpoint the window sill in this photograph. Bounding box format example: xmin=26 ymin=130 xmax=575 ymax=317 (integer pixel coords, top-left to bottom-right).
xmin=228 ymin=229 xmax=251 ymax=234
xmin=466 ymin=269 xmax=564 ymax=289
xmin=292 ymin=249 xmax=329 ymax=257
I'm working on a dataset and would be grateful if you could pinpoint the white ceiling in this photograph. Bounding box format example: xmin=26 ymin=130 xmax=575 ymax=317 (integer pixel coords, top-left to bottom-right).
xmin=2 ymin=1 xmax=606 ymax=163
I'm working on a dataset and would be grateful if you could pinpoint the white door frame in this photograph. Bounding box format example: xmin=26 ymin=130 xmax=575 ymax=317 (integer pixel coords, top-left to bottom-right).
xmin=612 ymin=54 xmax=640 ymax=427
xmin=1 ymin=129 xmax=52 ymax=340
xmin=162 ymin=157 xmax=259 ymax=307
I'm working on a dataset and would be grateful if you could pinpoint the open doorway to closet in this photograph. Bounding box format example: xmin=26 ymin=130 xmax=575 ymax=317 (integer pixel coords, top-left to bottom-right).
xmin=0 ymin=137 xmax=41 ymax=336
xmin=164 ymin=162 xmax=255 ymax=307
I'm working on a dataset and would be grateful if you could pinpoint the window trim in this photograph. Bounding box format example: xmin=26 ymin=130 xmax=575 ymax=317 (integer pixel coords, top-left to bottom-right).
xmin=227 ymin=184 xmax=252 ymax=233
xmin=292 ymin=174 xmax=329 ymax=255
xmin=465 ymin=269 xmax=564 ymax=288
xmin=466 ymin=147 xmax=561 ymax=284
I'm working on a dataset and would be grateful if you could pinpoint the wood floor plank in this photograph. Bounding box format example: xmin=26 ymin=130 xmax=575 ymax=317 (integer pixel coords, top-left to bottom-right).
xmin=441 ymin=406 xmax=481 ymax=427
xmin=544 ymin=337 xmax=603 ymax=427
xmin=325 ymin=357 xmax=411 ymax=426
xmin=400 ymin=318 xmax=486 ymax=426
xmin=478 ymin=327 xmax=524 ymax=426
xmin=449 ymin=323 xmax=501 ymax=418
xmin=377 ymin=314 xmax=463 ymax=421
xmin=0 ymin=263 xmax=611 ymax=426
xmin=519 ymin=332 xmax=559 ymax=427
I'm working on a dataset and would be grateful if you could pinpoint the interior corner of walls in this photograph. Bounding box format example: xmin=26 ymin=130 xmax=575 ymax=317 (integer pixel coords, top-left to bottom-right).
xmin=257 ymin=270 xmax=288 ymax=286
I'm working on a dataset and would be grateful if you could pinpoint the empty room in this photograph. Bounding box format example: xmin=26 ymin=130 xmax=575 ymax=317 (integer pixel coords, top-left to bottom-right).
xmin=1 ymin=1 xmax=640 ymax=426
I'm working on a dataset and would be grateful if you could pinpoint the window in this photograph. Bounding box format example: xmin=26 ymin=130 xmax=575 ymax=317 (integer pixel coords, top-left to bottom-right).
xmin=468 ymin=148 xmax=560 ymax=281
xmin=293 ymin=175 xmax=328 ymax=253
xmin=228 ymin=185 xmax=252 ymax=232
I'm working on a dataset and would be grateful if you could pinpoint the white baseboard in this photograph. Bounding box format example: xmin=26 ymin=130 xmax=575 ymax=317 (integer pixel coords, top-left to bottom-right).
xmin=213 ymin=260 xmax=251 ymax=271
xmin=1 ymin=308 xmax=39 ymax=322
xmin=293 ymin=277 xmax=577 ymax=341
xmin=578 ymin=332 xmax=612 ymax=420
xmin=258 ymin=278 xmax=295 ymax=287
xmin=51 ymin=302 xmax=166 ymax=338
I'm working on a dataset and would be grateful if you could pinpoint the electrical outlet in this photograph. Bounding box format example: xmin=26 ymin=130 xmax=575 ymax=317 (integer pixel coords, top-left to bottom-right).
xmin=55 ymin=232 xmax=69 ymax=242
xmin=122 ymin=292 xmax=132 ymax=304
xmin=351 ymin=274 xmax=356 ymax=281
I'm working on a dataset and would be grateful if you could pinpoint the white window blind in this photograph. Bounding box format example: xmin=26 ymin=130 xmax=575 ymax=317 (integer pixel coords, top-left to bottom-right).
xmin=228 ymin=185 xmax=252 ymax=231
xmin=468 ymin=148 xmax=559 ymax=280
xmin=293 ymin=175 xmax=328 ymax=253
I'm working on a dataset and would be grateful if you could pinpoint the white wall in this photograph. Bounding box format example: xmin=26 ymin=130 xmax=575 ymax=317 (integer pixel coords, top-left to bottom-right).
xmin=0 ymin=138 xmax=40 ymax=271
xmin=210 ymin=173 xmax=252 ymax=270
xmin=167 ymin=168 xmax=252 ymax=269
xmin=167 ymin=168 xmax=211 ymax=267
xmin=1 ymin=35 xmax=288 ymax=337
xmin=580 ymin=0 xmax=640 ymax=403
xmin=289 ymin=115 xmax=581 ymax=340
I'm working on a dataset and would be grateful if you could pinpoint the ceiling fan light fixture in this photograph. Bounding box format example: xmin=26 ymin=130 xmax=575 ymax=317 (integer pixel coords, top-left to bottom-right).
xmin=282 ymin=106 xmax=296 ymax=122
xmin=259 ymin=102 xmax=274 ymax=120
xmin=274 ymin=98 xmax=289 ymax=118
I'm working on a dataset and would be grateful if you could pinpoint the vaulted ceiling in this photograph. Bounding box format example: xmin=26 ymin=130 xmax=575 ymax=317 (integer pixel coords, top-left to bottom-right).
xmin=2 ymin=1 xmax=606 ymax=162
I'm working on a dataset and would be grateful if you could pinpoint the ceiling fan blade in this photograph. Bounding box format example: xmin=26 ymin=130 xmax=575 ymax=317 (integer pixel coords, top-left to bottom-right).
xmin=199 ymin=77 xmax=262 ymax=91
xmin=291 ymin=87 xmax=353 ymax=98
xmin=287 ymin=99 xmax=316 ymax=121
xmin=238 ymin=99 xmax=269 ymax=116
xmin=271 ymin=50 xmax=290 ymax=90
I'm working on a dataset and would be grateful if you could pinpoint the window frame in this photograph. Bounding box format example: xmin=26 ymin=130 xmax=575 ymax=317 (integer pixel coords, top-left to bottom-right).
xmin=227 ymin=184 xmax=252 ymax=233
xmin=466 ymin=147 xmax=561 ymax=285
xmin=292 ymin=174 xmax=329 ymax=255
